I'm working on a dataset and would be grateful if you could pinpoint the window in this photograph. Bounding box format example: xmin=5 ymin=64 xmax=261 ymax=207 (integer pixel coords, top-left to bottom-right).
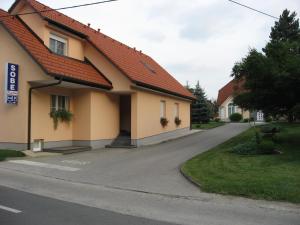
xmin=228 ymin=103 xmax=236 ymax=116
xmin=174 ymin=103 xmax=179 ymax=118
xmin=51 ymin=95 xmax=70 ymax=112
xmin=160 ymin=100 xmax=166 ymax=118
xmin=49 ymin=34 xmax=67 ymax=56
xmin=140 ymin=61 xmax=156 ymax=74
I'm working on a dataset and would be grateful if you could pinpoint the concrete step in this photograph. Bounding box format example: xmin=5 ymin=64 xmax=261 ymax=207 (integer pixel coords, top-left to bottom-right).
xmin=43 ymin=146 xmax=91 ymax=155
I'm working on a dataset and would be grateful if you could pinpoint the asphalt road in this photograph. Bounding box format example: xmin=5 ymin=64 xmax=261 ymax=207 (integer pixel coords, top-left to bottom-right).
xmin=0 ymin=123 xmax=299 ymax=225
xmin=0 ymin=186 xmax=175 ymax=225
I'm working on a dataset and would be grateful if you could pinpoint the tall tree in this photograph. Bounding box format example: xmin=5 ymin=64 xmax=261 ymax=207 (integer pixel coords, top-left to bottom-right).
xmin=192 ymin=81 xmax=210 ymax=123
xmin=232 ymin=9 xmax=300 ymax=121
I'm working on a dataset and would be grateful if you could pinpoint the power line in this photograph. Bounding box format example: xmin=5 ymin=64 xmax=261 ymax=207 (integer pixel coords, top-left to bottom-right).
xmin=0 ymin=0 xmax=118 ymax=18
xmin=227 ymin=0 xmax=279 ymax=20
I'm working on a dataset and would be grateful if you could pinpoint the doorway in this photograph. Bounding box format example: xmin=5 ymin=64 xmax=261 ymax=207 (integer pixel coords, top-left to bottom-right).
xmin=119 ymin=95 xmax=131 ymax=136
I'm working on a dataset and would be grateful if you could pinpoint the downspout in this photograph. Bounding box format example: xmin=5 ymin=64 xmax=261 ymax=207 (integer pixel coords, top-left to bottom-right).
xmin=27 ymin=78 xmax=62 ymax=150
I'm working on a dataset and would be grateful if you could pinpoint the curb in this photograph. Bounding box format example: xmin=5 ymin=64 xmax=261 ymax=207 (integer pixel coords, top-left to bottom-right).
xmin=179 ymin=163 xmax=202 ymax=189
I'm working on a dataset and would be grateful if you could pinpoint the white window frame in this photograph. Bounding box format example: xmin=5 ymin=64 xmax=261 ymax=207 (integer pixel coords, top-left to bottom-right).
xmin=50 ymin=95 xmax=70 ymax=112
xmin=228 ymin=103 xmax=235 ymax=116
xmin=49 ymin=33 xmax=68 ymax=56
xmin=160 ymin=100 xmax=166 ymax=118
xmin=174 ymin=103 xmax=179 ymax=118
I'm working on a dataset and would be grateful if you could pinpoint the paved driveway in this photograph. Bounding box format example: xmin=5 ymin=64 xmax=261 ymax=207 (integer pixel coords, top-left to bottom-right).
xmin=1 ymin=123 xmax=249 ymax=196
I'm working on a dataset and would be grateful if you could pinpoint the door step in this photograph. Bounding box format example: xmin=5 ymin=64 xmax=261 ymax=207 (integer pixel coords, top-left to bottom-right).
xmin=43 ymin=146 xmax=91 ymax=155
xmin=106 ymin=134 xmax=136 ymax=149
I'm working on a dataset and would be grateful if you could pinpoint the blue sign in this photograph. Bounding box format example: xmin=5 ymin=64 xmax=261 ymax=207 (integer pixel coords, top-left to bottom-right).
xmin=5 ymin=63 xmax=19 ymax=105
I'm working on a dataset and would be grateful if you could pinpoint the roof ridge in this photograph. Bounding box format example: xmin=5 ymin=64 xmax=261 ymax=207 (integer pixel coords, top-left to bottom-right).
xmin=26 ymin=0 xmax=140 ymax=53
xmin=22 ymin=0 xmax=194 ymax=99
xmin=0 ymin=9 xmax=112 ymax=89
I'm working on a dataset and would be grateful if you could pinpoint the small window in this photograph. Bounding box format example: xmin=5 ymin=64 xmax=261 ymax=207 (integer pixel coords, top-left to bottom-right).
xmin=160 ymin=100 xmax=166 ymax=118
xmin=174 ymin=103 xmax=179 ymax=118
xmin=50 ymin=34 xmax=67 ymax=56
xmin=51 ymin=95 xmax=70 ymax=112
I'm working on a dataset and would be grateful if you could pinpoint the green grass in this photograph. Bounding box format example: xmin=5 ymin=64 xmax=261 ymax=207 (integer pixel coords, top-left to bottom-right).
xmin=0 ymin=150 xmax=25 ymax=161
xmin=182 ymin=123 xmax=300 ymax=203
xmin=192 ymin=121 xmax=225 ymax=130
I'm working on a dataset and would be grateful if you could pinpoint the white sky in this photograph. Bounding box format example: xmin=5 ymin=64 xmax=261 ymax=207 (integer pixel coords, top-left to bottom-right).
xmin=1 ymin=0 xmax=299 ymax=99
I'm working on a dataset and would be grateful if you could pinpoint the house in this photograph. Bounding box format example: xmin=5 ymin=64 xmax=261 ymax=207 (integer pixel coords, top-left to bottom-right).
xmin=217 ymin=79 xmax=264 ymax=122
xmin=0 ymin=0 xmax=194 ymax=151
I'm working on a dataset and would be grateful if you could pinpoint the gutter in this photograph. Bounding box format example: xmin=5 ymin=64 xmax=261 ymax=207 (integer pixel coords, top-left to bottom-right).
xmin=27 ymin=78 xmax=62 ymax=150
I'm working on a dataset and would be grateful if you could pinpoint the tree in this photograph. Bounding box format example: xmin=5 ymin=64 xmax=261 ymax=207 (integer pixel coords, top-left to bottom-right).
xmin=191 ymin=81 xmax=210 ymax=123
xmin=232 ymin=9 xmax=300 ymax=121
xmin=207 ymin=99 xmax=218 ymax=119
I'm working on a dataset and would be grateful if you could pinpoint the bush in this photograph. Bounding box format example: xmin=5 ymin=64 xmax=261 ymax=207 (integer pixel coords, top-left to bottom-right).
xmin=214 ymin=118 xmax=220 ymax=122
xmin=265 ymin=116 xmax=272 ymax=122
xmin=231 ymin=138 xmax=257 ymax=155
xmin=257 ymin=140 xmax=275 ymax=154
xmin=260 ymin=125 xmax=281 ymax=134
xmin=229 ymin=113 xmax=242 ymax=122
xmin=243 ymin=118 xmax=249 ymax=123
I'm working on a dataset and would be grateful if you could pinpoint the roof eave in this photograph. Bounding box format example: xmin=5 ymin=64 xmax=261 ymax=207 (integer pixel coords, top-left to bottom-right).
xmin=134 ymin=81 xmax=195 ymax=101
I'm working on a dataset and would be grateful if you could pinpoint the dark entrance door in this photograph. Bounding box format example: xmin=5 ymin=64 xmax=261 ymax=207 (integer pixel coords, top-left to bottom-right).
xmin=119 ymin=95 xmax=131 ymax=136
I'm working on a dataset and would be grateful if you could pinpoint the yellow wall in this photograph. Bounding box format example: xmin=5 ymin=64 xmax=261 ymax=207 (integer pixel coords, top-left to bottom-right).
xmin=132 ymin=90 xmax=191 ymax=139
xmin=31 ymin=88 xmax=73 ymax=142
xmin=0 ymin=25 xmax=53 ymax=144
xmin=90 ymin=92 xmax=120 ymax=140
xmin=84 ymin=44 xmax=133 ymax=92
xmin=72 ymin=90 xmax=91 ymax=140
xmin=2 ymin=2 xmax=193 ymax=147
xmin=15 ymin=4 xmax=85 ymax=61
xmin=45 ymin=25 xmax=85 ymax=61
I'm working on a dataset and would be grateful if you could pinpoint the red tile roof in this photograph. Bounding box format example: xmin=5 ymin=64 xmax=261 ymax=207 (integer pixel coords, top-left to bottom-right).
xmin=20 ymin=0 xmax=194 ymax=99
xmin=0 ymin=9 xmax=112 ymax=89
xmin=217 ymin=79 xmax=243 ymax=105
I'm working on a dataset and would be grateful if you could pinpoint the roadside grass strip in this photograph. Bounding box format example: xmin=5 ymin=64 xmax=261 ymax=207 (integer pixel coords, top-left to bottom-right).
xmin=9 ymin=160 xmax=80 ymax=172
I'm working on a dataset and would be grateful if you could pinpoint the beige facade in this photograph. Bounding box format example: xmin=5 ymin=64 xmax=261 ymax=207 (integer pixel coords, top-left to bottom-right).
xmin=0 ymin=3 xmax=192 ymax=150
xmin=219 ymin=96 xmax=250 ymax=121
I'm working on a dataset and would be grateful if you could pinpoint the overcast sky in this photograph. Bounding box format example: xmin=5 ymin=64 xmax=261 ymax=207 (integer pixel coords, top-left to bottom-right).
xmin=1 ymin=0 xmax=299 ymax=99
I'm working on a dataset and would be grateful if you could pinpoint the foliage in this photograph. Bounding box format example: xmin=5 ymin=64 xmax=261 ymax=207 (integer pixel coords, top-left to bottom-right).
xmin=257 ymin=140 xmax=275 ymax=154
xmin=191 ymin=81 xmax=211 ymax=123
xmin=260 ymin=125 xmax=281 ymax=134
xmin=174 ymin=117 xmax=181 ymax=126
xmin=50 ymin=109 xmax=73 ymax=129
xmin=229 ymin=113 xmax=242 ymax=122
xmin=231 ymin=138 xmax=257 ymax=155
xmin=291 ymin=104 xmax=300 ymax=120
xmin=214 ymin=118 xmax=220 ymax=122
xmin=265 ymin=116 xmax=273 ymax=122
xmin=207 ymin=99 xmax=219 ymax=119
xmin=0 ymin=150 xmax=25 ymax=161
xmin=181 ymin=123 xmax=300 ymax=203
xmin=192 ymin=121 xmax=225 ymax=130
xmin=243 ymin=118 xmax=249 ymax=123
xmin=160 ymin=117 xmax=169 ymax=127
xmin=231 ymin=9 xmax=300 ymax=122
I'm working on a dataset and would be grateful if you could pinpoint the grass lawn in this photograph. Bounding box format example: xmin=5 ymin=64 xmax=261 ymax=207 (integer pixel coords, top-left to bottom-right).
xmin=182 ymin=123 xmax=300 ymax=203
xmin=192 ymin=121 xmax=225 ymax=130
xmin=0 ymin=150 xmax=25 ymax=161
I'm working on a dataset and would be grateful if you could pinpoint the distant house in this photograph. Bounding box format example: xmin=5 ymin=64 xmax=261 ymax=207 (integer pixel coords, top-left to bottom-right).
xmin=0 ymin=0 xmax=195 ymax=150
xmin=217 ymin=79 xmax=264 ymax=122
